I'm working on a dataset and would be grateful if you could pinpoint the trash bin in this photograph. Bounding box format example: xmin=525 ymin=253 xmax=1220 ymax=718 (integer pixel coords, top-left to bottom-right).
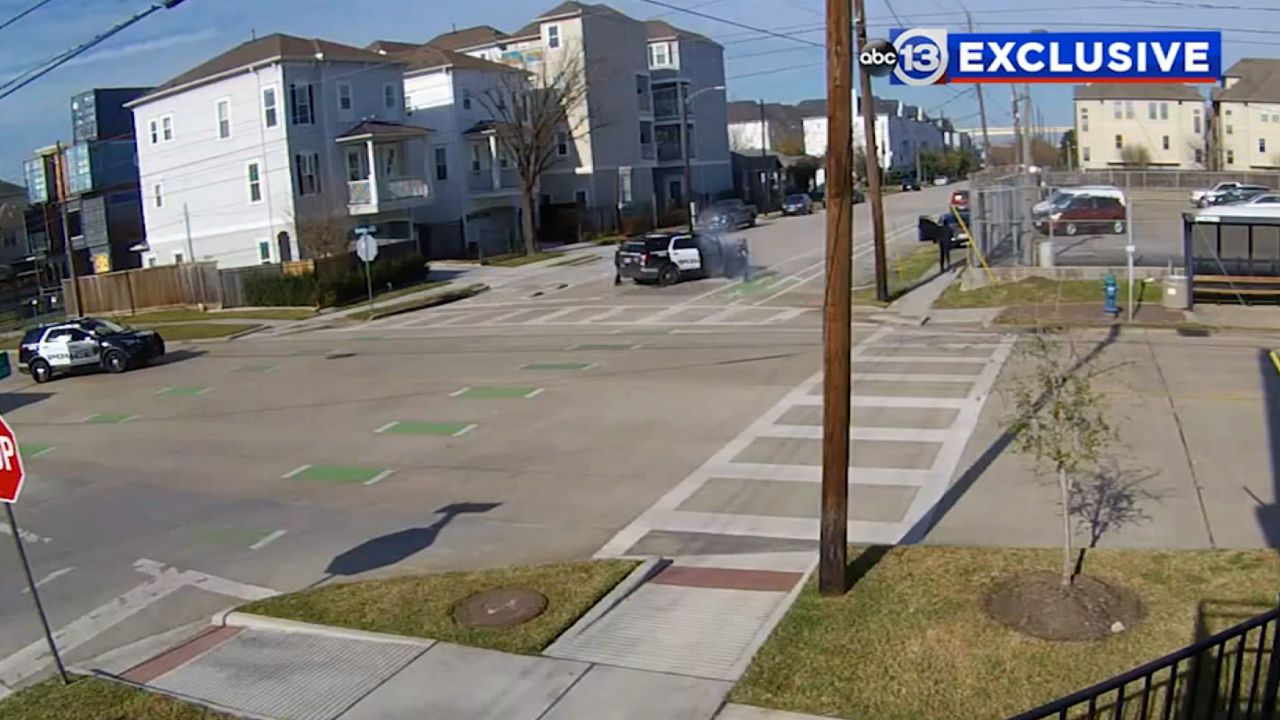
xmin=1038 ymin=240 xmax=1055 ymax=268
xmin=1162 ymin=274 xmax=1190 ymax=310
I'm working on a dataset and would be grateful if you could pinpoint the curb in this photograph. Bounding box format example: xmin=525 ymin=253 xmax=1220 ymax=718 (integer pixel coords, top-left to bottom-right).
xmin=176 ymin=323 xmax=268 ymax=344
xmin=359 ymin=283 xmax=488 ymax=321
xmin=214 ymin=610 xmax=437 ymax=649
xmin=543 ymin=557 xmax=669 ymax=658
xmin=89 ymin=670 xmax=278 ymax=720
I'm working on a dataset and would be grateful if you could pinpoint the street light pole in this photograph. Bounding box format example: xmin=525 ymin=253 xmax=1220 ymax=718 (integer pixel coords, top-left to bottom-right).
xmin=683 ymin=85 xmax=725 ymax=234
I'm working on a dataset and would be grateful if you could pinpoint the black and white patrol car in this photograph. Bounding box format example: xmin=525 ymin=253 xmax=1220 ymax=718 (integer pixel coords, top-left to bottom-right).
xmin=615 ymin=233 xmax=708 ymax=286
xmin=17 ymin=317 xmax=165 ymax=383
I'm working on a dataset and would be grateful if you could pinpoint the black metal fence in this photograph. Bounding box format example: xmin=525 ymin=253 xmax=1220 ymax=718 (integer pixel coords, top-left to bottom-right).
xmin=1008 ymin=604 xmax=1280 ymax=720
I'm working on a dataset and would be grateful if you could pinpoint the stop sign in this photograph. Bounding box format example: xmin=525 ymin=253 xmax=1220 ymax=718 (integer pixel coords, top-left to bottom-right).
xmin=0 ymin=415 xmax=24 ymax=503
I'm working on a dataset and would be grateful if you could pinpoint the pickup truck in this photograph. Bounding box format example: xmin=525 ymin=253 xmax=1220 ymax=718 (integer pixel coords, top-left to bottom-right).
xmin=699 ymin=199 xmax=757 ymax=231
xmin=1190 ymin=181 xmax=1241 ymax=207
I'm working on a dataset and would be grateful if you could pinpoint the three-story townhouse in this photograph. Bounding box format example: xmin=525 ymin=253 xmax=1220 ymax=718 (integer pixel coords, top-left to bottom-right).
xmin=127 ymin=33 xmax=433 ymax=268
xmin=1212 ymin=59 xmax=1280 ymax=171
xmin=1073 ymin=84 xmax=1205 ymax=170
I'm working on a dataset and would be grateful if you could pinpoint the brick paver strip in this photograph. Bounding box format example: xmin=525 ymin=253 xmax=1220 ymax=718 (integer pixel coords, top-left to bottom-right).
xmin=650 ymin=566 xmax=804 ymax=592
xmin=123 ymin=626 xmax=243 ymax=684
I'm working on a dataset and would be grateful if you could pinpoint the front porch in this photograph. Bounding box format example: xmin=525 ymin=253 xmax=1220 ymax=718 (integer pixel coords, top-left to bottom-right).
xmin=336 ymin=121 xmax=433 ymax=216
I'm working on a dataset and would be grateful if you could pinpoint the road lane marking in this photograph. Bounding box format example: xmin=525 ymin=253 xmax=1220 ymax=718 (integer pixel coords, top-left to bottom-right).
xmin=21 ymin=567 xmax=75 ymax=593
xmin=0 ymin=523 xmax=51 ymax=544
xmin=249 ymin=530 xmax=288 ymax=550
xmin=363 ymin=470 xmax=395 ymax=486
xmin=282 ymin=464 xmax=312 ymax=479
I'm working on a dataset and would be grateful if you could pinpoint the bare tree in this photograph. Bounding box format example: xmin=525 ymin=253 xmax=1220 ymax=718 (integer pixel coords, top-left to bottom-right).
xmin=476 ymin=48 xmax=594 ymax=256
xmin=728 ymin=124 xmax=756 ymax=154
xmin=1005 ymin=333 xmax=1120 ymax=589
xmin=291 ymin=199 xmax=353 ymax=259
xmin=1119 ymin=144 xmax=1153 ymax=168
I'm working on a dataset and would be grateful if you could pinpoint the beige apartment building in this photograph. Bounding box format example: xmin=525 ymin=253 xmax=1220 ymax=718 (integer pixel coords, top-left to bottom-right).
xmin=1212 ymin=58 xmax=1280 ymax=170
xmin=1073 ymin=84 xmax=1206 ymax=169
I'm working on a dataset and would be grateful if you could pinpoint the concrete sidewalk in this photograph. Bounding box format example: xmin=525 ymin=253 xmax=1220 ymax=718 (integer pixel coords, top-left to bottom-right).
xmin=85 ymin=587 xmax=825 ymax=720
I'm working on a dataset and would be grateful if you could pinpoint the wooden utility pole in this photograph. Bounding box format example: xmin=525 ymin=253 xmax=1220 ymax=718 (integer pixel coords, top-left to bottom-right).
xmin=854 ymin=0 xmax=888 ymax=303
xmin=758 ymin=99 xmax=767 ymax=157
xmin=1011 ymin=87 xmax=1022 ymax=168
xmin=819 ymin=0 xmax=853 ymax=596
xmin=965 ymin=11 xmax=991 ymax=163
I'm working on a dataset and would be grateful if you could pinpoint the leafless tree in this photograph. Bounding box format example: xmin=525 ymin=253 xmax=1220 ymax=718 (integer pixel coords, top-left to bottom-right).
xmin=476 ymin=46 xmax=596 ymax=256
xmin=1119 ymin=144 xmax=1153 ymax=168
xmin=291 ymin=200 xmax=353 ymax=259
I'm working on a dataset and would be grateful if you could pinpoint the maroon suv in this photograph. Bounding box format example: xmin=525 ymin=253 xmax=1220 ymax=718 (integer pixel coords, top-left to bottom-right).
xmin=1036 ymin=195 xmax=1126 ymax=236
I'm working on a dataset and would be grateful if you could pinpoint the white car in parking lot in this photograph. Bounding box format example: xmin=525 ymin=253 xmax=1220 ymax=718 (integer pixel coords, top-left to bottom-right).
xmin=1190 ymin=181 xmax=1241 ymax=207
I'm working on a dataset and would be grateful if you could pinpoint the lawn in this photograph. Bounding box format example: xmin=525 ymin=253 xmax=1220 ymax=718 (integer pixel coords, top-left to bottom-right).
xmin=0 ymin=676 xmax=230 ymax=720
xmin=239 ymin=560 xmax=637 ymax=655
xmin=936 ymin=276 xmax=1164 ymax=309
xmin=141 ymin=322 xmax=261 ymax=341
xmin=120 ymin=308 xmax=315 ymax=323
xmin=483 ymin=251 xmax=560 ymax=267
xmin=345 ymin=283 xmax=483 ymax=321
xmin=853 ymin=245 xmax=953 ymax=306
xmin=733 ymin=546 xmax=1280 ymax=720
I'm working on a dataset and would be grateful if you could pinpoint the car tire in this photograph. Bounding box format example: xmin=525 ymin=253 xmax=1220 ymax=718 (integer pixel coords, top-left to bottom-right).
xmin=103 ymin=350 xmax=128 ymax=374
xmin=748 ymin=215 xmax=757 ymax=227
xmin=30 ymin=358 xmax=52 ymax=384
xmin=1113 ymin=221 xmax=1125 ymax=234
xmin=155 ymin=338 xmax=165 ymax=357
xmin=658 ymin=264 xmax=680 ymax=287
xmin=1065 ymin=223 xmax=1078 ymax=236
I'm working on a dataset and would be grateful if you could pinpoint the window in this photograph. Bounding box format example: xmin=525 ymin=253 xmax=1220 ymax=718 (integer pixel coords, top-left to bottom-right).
xmin=216 ymin=99 xmax=231 ymax=139
xmin=1265 ymin=113 xmax=1271 ymax=123
xmin=262 ymin=86 xmax=279 ymax=128
xmin=1262 ymin=138 xmax=1268 ymax=153
xmin=435 ymin=147 xmax=448 ymax=181
xmin=247 ymin=161 xmax=262 ymax=203
xmin=669 ymin=179 xmax=683 ymax=204
xmin=1160 ymin=102 xmax=1169 ymax=120
xmin=1113 ymin=101 xmax=1122 ymax=120
xmin=294 ymin=152 xmax=320 ymax=194
xmin=672 ymin=237 xmax=695 ymax=250
xmin=148 ymin=118 xmax=159 ymax=144
xmin=619 ymin=166 xmax=633 ymax=204
xmin=173 ymin=251 xmax=185 ymax=264
xmin=289 ymin=83 xmax=314 ymax=125
xmin=1227 ymin=123 xmax=1234 ymax=135
xmin=497 ymin=145 xmax=508 ymax=168
xmin=147 ymin=256 xmax=157 ymax=268
xmin=1195 ymin=148 xmax=1204 ymax=163
xmin=337 ymin=82 xmax=353 ymax=113
xmin=462 ymin=90 xmax=471 ymax=110
xmin=161 ymin=115 xmax=173 ymax=141
xmin=1115 ymin=134 xmax=1123 ymax=150
xmin=1193 ymin=111 xmax=1202 ymax=134
xmin=152 ymin=182 xmax=163 ymax=208
xmin=556 ymin=131 xmax=569 ymax=156
xmin=574 ymin=189 xmax=587 ymax=206
xmin=639 ymin=120 xmax=653 ymax=146
xmin=258 ymin=241 xmax=271 ymax=263
xmin=345 ymin=148 xmax=365 ymax=181
xmin=1148 ymin=102 xmax=1157 ymax=120
xmin=1162 ymin=135 xmax=1170 ymax=150
xmin=470 ymin=144 xmax=483 ymax=173
xmin=650 ymin=42 xmax=671 ymax=68
xmin=1125 ymin=101 xmax=1134 ymax=119
xmin=1080 ymin=108 xmax=1088 ymax=133
xmin=546 ymin=24 xmax=561 ymax=49
xmin=1227 ymin=149 xmax=1236 ymax=165
xmin=383 ymin=83 xmax=396 ymax=110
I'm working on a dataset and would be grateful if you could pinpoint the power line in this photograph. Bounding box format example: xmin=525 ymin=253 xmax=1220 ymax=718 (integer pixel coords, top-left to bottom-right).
xmin=0 ymin=0 xmax=58 ymax=34
xmin=1115 ymin=0 xmax=1280 ymax=10
xmin=633 ymin=0 xmax=824 ymax=48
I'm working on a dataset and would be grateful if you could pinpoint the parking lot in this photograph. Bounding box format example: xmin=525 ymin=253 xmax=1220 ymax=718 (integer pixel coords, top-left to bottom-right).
xmin=1039 ymin=188 xmax=1189 ymax=267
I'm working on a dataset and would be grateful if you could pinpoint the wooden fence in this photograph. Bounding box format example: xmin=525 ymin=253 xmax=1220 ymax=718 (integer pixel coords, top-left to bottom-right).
xmin=64 ymin=262 xmax=220 ymax=315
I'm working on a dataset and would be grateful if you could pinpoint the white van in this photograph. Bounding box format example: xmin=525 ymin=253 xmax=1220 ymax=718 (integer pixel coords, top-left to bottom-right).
xmin=1033 ymin=186 xmax=1126 ymax=216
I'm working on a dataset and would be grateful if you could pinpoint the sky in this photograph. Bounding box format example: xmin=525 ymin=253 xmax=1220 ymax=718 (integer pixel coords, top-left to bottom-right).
xmin=0 ymin=0 xmax=1277 ymax=181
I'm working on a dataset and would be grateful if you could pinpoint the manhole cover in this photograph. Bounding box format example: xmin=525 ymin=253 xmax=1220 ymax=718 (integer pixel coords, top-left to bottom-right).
xmin=453 ymin=588 xmax=548 ymax=628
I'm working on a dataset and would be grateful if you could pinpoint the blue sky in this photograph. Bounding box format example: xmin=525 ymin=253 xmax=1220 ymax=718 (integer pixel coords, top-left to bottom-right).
xmin=0 ymin=0 xmax=1276 ymax=180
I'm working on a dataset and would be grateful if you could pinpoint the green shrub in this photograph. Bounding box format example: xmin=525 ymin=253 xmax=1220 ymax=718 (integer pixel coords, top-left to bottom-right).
xmin=244 ymin=273 xmax=318 ymax=307
xmin=317 ymin=253 xmax=430 ymax=307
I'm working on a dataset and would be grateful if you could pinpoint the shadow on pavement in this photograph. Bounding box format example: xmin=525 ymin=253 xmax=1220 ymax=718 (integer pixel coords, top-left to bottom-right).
xmin=321 ymin=502 xmax=501 ymax=580
xmin=1253 ymin=349 xmax=1280 ymax=547
xmin=154 ymin=349 xmax=206 ymax=366
xmin=0 ymin=392 xmax=52 ymax=414
xmin=901 ymin=324 xmax=1123 ymax=545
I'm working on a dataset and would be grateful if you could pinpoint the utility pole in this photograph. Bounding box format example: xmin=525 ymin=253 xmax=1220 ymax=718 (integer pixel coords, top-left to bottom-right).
xmin=758 ymin=99 xmax=767 ymax=158
xmin=1011 ymin=87 xmax=1022 ymax=168
xmin=54 ymin=143 xmax=80 ymax=317
xmin=183 ymin=202 xmax=195 ymax=262
xmin=681 ymin=88 xmax=695 ymax=233
xmin=1022 ymin=86 xmax=1034 ymax=171
xmin=965 ymin=11 xmax=991 ymax=164
xmin=855 ymin=0 xmax=888 ymax=303
xmin=819 ymin=0 xmax=853 ymax=596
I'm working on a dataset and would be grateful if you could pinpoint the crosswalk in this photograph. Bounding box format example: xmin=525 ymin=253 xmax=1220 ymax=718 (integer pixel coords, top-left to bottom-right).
xmin=596 ymin=326 xmax=1015 ymax=565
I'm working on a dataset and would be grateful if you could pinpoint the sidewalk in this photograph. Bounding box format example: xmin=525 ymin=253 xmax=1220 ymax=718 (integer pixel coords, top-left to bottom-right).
xmin=82 ymin=560 xmax=825 ymax=720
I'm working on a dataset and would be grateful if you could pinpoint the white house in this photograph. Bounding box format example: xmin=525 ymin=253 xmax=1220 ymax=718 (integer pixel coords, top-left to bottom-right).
xmin=128 ymin=34 xmax=433 ymax=268
xmin=803 ymin=96 xmax=944 ymax=175
xmin=1074 ymin=83 xmax=1205 ymax=169
xmin=1212 ymin=59 xmax=1280 ymax=170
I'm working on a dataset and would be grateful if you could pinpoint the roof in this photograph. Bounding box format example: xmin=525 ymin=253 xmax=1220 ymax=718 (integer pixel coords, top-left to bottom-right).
xmin=366 ymin=40 xmax=421 ymax=55
xmin=796 ymin=98 xmax=827 ymax=118
xmin=334 ymin=120 xmax=430 ymax=143
xmin=644 ymin=20 xmax=714 ymax=45
xmin=537 ymin=1 xmax=590 ymax=20
xmin=132 ymin=34 xmax=392 ymax=105
xmin=395 ymin=44 xmax=523 ymax=74
xmin=425 ymin=25 xmax=509 ymax=51
xmin=463 ymin=120 xmax=500 ymax=135
xmin=0 ymin=180 xmax=25 ymax=198
xmin=1073 ymin=83 xmax=1204 ymax=101
xmin=1213 ymin=59 xmax=1280 ymax=103
xmin=509 ymin=20 xmax=543 ymax=39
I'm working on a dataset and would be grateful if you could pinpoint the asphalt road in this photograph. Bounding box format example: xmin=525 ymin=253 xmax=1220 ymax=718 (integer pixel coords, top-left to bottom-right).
xmin=0 ymin=183 xmax=965 ymax=692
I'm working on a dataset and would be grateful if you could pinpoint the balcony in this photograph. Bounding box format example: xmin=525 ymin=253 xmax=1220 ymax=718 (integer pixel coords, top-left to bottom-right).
xmin=467 ymin=167 xmax=520 ymax=196
xmin=347 ymin=177 xmax=431 ymax=215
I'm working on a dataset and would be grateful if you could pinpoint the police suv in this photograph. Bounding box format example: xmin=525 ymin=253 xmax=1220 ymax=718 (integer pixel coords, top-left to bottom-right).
xmin=18 ymin=317 xmax=166 ymax=383
xmin=615 ymin=233 xmax=708 ymax=286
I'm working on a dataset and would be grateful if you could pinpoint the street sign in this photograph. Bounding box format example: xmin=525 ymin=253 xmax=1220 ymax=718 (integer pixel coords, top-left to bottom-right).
xmin=354 ymin=225 xmax=377 ymax=236
xmin=0 ymin=415 xmax=24 ymax=503
xmin=356 ymin=235 xmax=379 ymax=263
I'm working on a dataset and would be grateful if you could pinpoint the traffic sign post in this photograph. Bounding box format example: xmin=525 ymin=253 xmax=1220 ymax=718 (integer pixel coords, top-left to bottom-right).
xmin=0 ymin=416 xmax=69 ymax=685
xmin=355 ymin=230 xmax=379 ymax=322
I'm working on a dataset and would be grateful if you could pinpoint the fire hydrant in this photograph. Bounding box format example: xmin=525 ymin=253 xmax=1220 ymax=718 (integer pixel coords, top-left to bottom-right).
xmin=1103 ymin=273 xmax=1119 ymax=316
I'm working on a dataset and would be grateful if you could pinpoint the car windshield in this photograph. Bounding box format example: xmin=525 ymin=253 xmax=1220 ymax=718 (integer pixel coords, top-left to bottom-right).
xmin=84 ymin=318 xmax=128 ymax=334
xmin=785 ymin=195 xmax=807 ymax=203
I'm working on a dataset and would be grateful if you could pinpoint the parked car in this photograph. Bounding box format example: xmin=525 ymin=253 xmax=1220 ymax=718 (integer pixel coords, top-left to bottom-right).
xmin=782 ymin=193 xmax=814 ymax=216
xmin=1243 ymin=193 xmax=1280 ymax=206
xmin=1034 ymin=194 xmax=1127 ymax=236
xmin=698 ymin=198 xmax=757 ymax=231
xmin=1191 ymin=181 xmax=1241 ymax=207
xmin=1205 ymin=184 xmax=1271 ymax=206
xmin=901 ymin=177 xmax=922 ymax=192
xmin=933 ymin=176 xmax=950 ymax=186
xmin=918 ymin=211 xmax=969 ymax=249
xmin=949 ymin=190 xmax=969 ymax=212
xmin=1033 ymin=185 xmax=1123 ymax=216
xmin=17 ymin=317 xmax=165 ymax=383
